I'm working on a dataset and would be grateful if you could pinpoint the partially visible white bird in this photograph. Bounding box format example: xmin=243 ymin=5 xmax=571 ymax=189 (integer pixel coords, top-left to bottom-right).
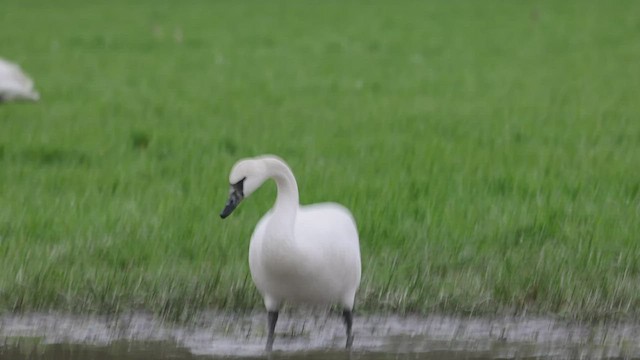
xmin=0 ymin=57 xmax=40 ymax=103
xmin=220 ymin=155 xmax=362 ymax=351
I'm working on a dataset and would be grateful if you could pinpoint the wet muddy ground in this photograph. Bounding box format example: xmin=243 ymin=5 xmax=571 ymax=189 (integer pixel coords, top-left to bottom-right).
xmin=1 ymin=312 xmax=639 ymax=359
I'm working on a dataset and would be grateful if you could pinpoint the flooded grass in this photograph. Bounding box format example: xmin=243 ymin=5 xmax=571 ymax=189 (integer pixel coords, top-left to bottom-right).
xmin=1 ymin=313 xmax=640 ymax=359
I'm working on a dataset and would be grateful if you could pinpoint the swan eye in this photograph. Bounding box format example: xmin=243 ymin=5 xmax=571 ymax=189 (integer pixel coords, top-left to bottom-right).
xmin=220 ymin=177 xmax=246 ymax=219
xmin=232 ymin=177 xmax=246 ymax=198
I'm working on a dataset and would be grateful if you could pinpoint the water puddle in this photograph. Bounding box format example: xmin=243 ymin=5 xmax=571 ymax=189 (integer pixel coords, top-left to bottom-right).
xmin=1 ymin=312 xmax=639 ymax=359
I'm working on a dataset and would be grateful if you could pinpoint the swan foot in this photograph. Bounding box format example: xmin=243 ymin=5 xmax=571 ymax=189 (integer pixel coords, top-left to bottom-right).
xmin=346 ymin=334 xmax=354 ymax=349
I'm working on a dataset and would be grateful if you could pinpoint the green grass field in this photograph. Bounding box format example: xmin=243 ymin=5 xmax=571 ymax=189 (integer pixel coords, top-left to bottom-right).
xmin=1 ymin=1 xmax=639 ymax=321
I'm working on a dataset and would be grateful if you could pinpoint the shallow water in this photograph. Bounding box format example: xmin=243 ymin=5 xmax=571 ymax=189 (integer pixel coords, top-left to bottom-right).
xmin=0 ymin=338 xmax=632 ymax=360
xmin=1 ymin=312 xmax=639 ymax=359
xmin=0 ymin=339 xmax=562 ymax=360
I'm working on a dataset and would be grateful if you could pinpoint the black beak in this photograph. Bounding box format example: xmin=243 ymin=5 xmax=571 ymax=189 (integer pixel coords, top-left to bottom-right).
xmin=220 ymin=178 xmax=245 ymax=219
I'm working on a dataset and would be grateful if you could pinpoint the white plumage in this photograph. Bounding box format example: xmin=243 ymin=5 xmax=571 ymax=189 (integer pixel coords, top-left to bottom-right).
xmin=249 ymin=202 xmax=361 ymax=310
xmin=0 ymin=57 xmax=39 ymax=103
xmin=220 ymin=155 xmax=361 ymax=351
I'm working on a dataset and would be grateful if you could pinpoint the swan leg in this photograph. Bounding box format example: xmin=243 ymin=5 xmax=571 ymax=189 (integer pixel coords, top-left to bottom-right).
xmin=342 ymin=309 xmax=354 ymax=349
xmin=266 ymin=310 xmax=279 ymax=352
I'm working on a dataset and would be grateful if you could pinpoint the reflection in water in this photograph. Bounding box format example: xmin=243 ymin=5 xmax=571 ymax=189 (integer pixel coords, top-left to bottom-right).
xmin=1 ymin=313 xmax=639 ymax=359
xmin=0 ymin=338 xmax=606 ymax=360
xmin=0 ymin=340 xmax=504 ymax=360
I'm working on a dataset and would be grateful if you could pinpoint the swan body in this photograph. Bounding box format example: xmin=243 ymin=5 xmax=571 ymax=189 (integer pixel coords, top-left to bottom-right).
xmin=0 ymin=58 xmax=39 ymax=102
xmin=249 ymin=203 xmax=361 ymax=310
xmin=220 ymin=155 xmax=361 ymax=351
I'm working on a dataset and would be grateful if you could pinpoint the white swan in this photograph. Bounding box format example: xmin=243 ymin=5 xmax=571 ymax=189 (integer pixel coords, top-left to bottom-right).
xmin=0 ymin=57 xmax=39 ymax=103
xmin=220 ymin=155 xmax=361 ymax=351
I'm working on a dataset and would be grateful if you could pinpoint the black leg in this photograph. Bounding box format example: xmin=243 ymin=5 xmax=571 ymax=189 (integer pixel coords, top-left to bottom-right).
xmin=342 ymin=309 xmax=354 ymax=349
xmin=266 ymin=311 xmax=279 ymax=352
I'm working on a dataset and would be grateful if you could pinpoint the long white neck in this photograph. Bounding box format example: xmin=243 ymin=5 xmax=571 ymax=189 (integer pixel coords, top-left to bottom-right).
xmin=263 ymin=157 xmax=299 ymax=239
xmin=259 ymin=157 xmax=309 ymax=276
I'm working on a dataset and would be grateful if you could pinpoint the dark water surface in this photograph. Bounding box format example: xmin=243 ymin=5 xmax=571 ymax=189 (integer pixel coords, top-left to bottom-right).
xmin=1 ymin=313 xmax=639 ymax=359
xmin=0 ymin=342 xmax=491 ymax=360
xmin=0 ymin=339 xmax=611 ymax=360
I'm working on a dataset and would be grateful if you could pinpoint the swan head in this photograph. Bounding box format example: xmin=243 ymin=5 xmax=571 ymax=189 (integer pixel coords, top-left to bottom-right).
xmin=220 ymin=157 xmax=270 ymax=219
